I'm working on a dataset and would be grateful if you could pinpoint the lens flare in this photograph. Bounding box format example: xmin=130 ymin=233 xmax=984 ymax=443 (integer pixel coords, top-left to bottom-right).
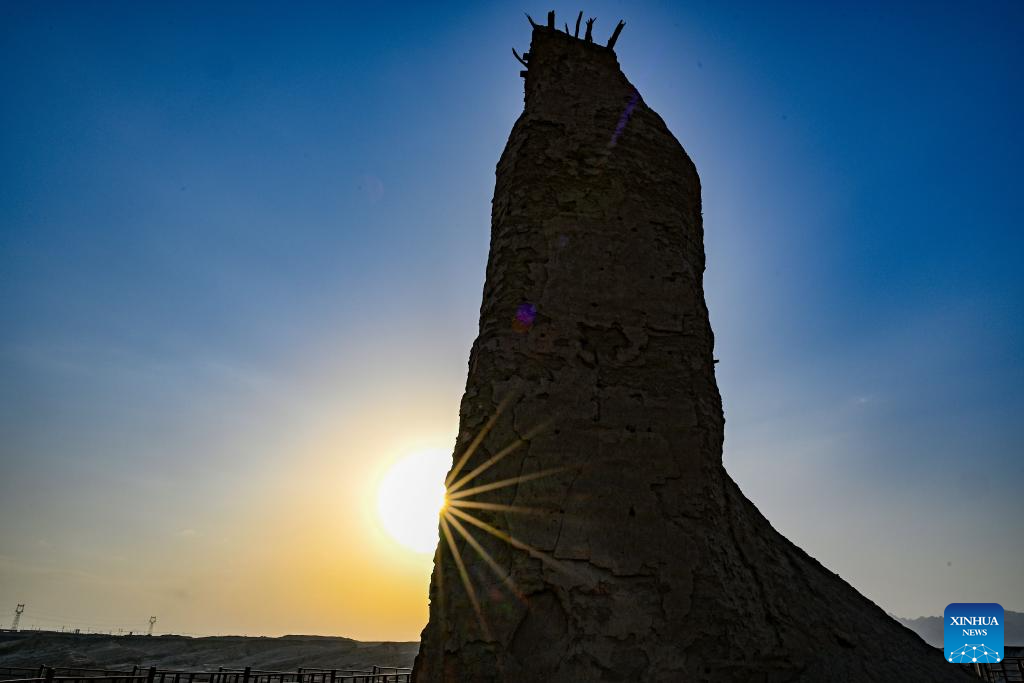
xmin=512 ymin=302 xmax=537 ymax=332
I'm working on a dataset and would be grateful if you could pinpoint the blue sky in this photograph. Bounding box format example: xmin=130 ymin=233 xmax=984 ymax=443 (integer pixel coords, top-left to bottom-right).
xmin=1 ymin=1 xmax=1021 ymax=638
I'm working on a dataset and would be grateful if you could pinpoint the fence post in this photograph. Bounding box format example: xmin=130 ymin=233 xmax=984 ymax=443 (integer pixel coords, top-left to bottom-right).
xmin=43 ymin=667 xmax=55 ymax=683
xmin=242 ymin=666 xmax=250 ymax=683
xmin=329 ymin=670 xmax=335 ymax=683
xmin=147 ymin=666 xmax=156 ymax=683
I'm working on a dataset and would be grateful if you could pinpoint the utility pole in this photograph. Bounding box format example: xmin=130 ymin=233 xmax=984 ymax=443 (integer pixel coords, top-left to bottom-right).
xmin=147 ymin=616 xmax=156 ymax=636
xmin=10 ymin=604 xmax=24 ymax=631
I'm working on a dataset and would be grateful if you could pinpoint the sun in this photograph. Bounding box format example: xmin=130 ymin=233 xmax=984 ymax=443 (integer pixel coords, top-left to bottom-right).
xmin=376 ymin=449 xmax=449 ymax=553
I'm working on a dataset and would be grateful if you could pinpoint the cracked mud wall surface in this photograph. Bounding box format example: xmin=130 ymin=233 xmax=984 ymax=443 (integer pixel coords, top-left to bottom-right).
xmin=412 ymin=27 xmax=970 ymax=682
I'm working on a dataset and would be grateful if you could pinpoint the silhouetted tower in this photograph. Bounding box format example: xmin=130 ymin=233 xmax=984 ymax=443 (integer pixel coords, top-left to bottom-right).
xmin=147 ymin=616 xmax=156 ymax=636
xmin=10 ymin=604 xmax=24 ymax=631
xmin=412 ymin=10 xmax=972 ymax=682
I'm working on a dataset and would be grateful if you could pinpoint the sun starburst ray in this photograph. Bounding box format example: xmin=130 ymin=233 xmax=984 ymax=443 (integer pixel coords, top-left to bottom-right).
xmin=448 ymin=439 xmax=524 ymax=493
xmin=440 ymin=514 xmax=490 ymax=639
xmin=445 ymin=393 xmax=515 ymax=487
xmin=446 ymin=465 xmax=573 ymax=501
xmin=443 ymin=510 xmax=523 ymax=601
xmin=448 ymin=420 xmax=552 ymax=494
xmin=446 ymin=506 xmax=581 ymax=578
xmin=448 ymin=499 xmax=552 ymax=515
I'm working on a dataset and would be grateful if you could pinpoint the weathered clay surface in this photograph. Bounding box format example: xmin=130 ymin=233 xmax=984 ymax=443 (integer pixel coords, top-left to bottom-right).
xmin=413 ymin=25 xmax=969 ymax=682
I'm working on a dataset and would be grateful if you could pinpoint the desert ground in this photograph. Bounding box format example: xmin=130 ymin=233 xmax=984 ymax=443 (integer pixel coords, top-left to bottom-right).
xmin=2 ymin=612 xmax=1020 ymax=672
xmin=0 ymin=632 xmax=418 ymax=672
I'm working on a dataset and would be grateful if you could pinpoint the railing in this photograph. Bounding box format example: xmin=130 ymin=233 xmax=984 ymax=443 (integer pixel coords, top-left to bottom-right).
xmin=0 ymin=668 xmax=411 ymax=683
xmin=215 ymin=667 xmax=410 ymax=683
xmin=7 ymin=660 xmax=1022 ymax=683
xmin=961 ymin=658 xmax=1024 ymax=682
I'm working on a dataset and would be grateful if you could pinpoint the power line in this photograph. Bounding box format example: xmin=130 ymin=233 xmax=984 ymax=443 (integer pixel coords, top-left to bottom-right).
xmin=10 ymin=604 xmax=24 ymax=631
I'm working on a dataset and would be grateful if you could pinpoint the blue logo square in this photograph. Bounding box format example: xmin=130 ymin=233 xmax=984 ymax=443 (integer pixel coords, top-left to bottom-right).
xmin=944 ymin=603 xmax=1004 ymax=663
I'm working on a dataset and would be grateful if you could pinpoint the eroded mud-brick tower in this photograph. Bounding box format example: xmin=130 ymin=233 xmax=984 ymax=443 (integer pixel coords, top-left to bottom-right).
xmin=413 ymin=14 xmax=969 ymax=682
